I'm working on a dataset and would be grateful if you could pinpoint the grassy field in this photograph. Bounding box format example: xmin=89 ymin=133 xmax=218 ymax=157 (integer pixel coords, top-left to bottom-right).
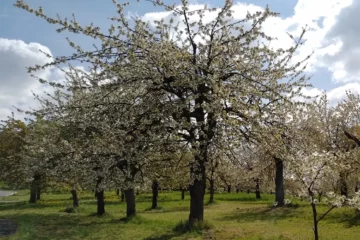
xmin=1 ymin=191 xmax=360 ymax=240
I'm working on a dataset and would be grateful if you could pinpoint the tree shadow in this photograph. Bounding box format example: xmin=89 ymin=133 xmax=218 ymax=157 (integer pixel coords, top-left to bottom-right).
xmin=143 ymin=232 xmax=185 ymax=240
xmin=0 ymin=218 xmax=17 ymax=237
xmin=219 ymin=206 xmax=297 ymax=223
xmin=0 ymin=202 xmax=66 ymax=211
xmin=1 ymin=212 xmax=127 ymax=240
xmin=320 ymin=208 xmax=360 ymax=228
xmin=144 ymin=220 xmax=208 ymax=240
xmin=136 ymin=194 xmax=185 ymax=203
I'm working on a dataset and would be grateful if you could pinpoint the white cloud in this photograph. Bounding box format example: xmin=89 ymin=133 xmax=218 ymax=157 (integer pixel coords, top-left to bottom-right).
xmin=299 ymin=83 xmax=360 ymax=106
xmin=0 ymin=38 xmax=61 ymax=121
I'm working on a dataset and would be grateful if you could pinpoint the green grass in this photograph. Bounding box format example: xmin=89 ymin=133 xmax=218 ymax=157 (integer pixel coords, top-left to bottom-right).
xmin=1 ymin=191 xmax=360 ymax=239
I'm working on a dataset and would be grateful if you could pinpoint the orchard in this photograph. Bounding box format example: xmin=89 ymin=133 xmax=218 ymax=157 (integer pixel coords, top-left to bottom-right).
xmin=1 ymin=1 xmax=360 ymax=239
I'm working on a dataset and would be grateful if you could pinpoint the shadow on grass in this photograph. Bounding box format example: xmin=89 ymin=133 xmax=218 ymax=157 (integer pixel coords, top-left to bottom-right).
xmin=214 ymin=196 xmax=271 ymax=203
xmin=136 ymin=195 xmax=186 ymax=203
xmin=1 ymin=212 xmax=127 ymax=240
xmin=219 ymin=206 xmax=298 ymax=223
xmin=0 ymin=202 xmax=66 ymax=211
xmin=143 ymin=220 xmax=210 ymax=240
xmin=321 ymin=208 xmax=360 ymax=228
xmin=144 ymin=232 xmax=185 ymax=240
xmin=342 ymin=213 xmax=360 ymax=228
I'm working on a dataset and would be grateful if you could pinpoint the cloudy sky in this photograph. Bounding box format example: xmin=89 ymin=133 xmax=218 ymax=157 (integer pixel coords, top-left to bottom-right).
xmin=0 ymin=0 xmax=359 ymax=121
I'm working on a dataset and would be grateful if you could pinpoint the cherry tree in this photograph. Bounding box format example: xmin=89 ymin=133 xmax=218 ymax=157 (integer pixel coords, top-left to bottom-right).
xmin=15 ymin=0 xmax=311 ymax=225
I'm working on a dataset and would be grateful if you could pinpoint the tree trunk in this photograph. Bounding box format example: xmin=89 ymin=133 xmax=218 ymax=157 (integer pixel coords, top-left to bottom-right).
xmin=96 ymin=177 xmax=105 ymax=216
xmin=29 ymin=174 xmax=40 ymax=203
xmin=36 ymin=187 xmax=41 ymax=200
xmin=188 ymin=155 xmax=206 ymax=226
xmin=151 ymin=180 xmax=159 ymax=209
xmin=227 ymin=185 xmax=231 ymax=193
xmin=209 ymin=179 xmax=215 ymax=203
xmin=71 ymin=189 xmax=79 ymax=207
xmin=96 ymin=189 xmax=105 ymax=216
xmin=311 ymin=201 xmax=319 ymax=240
xmin=124 ymin=188 xmax=136 ymax=218
xmin=29 ymin=180 xmax=37 ymax=203
xmin=247 ymin=189 xmax=250 ymax=194
xmin=339 ymin=172 xmax=348 ymax=197
xmin=189 ymin=178 xmax=206 ymax=225
xmin=120 ymin=189 xmax=125 ymax=202
xmin=116 ymin=188 xmax=120 ymax=196
xmin=236 ymin=187 xmax=239 ymax=193
xmin=275 ymin=157 xmax=285 ymax=206
xmin=318 ymin=192 xmax=322 ymax=203
xmin=181 ymin=188 xmax=185 ymax=200
xmin=255 ymin=179 xmax=261 ymax=199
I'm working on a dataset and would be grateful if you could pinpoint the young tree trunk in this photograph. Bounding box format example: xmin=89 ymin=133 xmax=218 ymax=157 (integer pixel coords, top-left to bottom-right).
xmin=124 ymin=188 xmax=136 ymax=218
xmin=227 ymin=185 xmax=231 ymax=193
xmin=188 ymin=155 xmax=206 ymax=226
xmin=96 ymin=189 xmax=105 ymax=216
xmin=311 ymin=201 xmax=319 ymax=240
xmin=151 ymin=180 xmax=159 ymax=209
xmin=71 ymin=189 xmax=79 ymax=207
xmin=255 ymin=179 xmax=261 ymax=199
xmin=274 ymin=157 xmax=285 ymax=206
xmin=209 ymin=178 xmax=215 ymax=203
xmin=247 ymin=189 xmax=250 ymax=194
xmin=116 ymin=188 xmax=120 ymax=196
xmin=120 ymin=189 xmax=125 ymax=202
xmin=236 ymin=186 xmax=239 ymax=193
xmin=355 ymin=182 xmax=359 ymax=193
xmin=181 ymin=188 xmax=185 ymax=200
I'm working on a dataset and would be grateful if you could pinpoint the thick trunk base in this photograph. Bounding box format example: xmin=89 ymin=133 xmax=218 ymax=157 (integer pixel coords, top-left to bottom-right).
xmin=96 ymin=190 xmax=105 ymax=216
xmin=124 ymin=188 xmax=136 ymax=218
xmin=189 ymin=179 xmax=206 ymax=225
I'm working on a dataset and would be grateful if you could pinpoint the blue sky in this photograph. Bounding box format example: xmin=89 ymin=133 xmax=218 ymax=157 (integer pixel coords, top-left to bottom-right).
xmin=0 ymin=0 xmax=359 ymax=120
xmin=1 ymin=0 xmax=298 ymax=56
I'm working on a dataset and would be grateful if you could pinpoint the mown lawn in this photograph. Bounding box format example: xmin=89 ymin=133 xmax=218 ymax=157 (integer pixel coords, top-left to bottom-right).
xmin=1 ymin=191 xmax=360 ymax=240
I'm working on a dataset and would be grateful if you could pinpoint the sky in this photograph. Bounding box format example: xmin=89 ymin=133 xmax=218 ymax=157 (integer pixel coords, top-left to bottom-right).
xmin=0 ymin=0 xmax=359 ymax=121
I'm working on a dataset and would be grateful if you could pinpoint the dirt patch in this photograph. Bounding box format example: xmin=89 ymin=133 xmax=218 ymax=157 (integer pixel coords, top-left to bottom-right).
xmin=0 ymin=219 xmax=17 ymax=236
